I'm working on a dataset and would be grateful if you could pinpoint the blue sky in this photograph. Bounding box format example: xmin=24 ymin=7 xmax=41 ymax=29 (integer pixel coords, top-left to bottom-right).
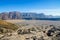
xmin=0 ymin=0 xmax=60 ymax=15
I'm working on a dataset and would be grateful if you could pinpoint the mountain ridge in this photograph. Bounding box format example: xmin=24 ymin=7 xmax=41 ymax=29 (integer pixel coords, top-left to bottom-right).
xmin=0 ymin=11 xmax=60 ymax=20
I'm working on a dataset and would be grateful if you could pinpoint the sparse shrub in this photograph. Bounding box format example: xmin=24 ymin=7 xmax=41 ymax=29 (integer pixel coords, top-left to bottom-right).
xmin=17 ymin=28 xmax=31 ymax=34
xmin=30 ymin=27 xmax=36 ymax=31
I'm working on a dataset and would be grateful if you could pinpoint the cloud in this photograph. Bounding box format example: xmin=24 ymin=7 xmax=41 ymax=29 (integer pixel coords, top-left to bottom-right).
xmin=28 ymin=9 xmax=60 ymax=16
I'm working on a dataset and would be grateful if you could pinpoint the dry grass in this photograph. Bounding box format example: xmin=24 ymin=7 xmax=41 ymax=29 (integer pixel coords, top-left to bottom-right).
xmin=0 ymin=20 xmax=18 ymax=30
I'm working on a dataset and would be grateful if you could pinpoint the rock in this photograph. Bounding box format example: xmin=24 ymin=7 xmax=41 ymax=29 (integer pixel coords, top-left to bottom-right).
xmin=17 ymin=28 xmax=31 ymax=34
xmin=0 ymin=34 xmax=4 ymax=39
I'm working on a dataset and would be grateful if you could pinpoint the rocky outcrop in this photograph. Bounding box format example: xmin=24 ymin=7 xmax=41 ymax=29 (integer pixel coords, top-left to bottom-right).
xmin=17 ymin=28 xmax=31 ymax=34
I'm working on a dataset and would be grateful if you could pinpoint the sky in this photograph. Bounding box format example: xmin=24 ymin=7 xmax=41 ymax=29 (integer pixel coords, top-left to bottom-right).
xmin=0 ymin=0 xmax=60 ymax=16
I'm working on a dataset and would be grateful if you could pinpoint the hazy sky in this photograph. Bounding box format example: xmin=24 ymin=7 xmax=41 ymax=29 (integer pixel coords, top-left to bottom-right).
xmin=0 ymin=0 xmax=60 ymax=16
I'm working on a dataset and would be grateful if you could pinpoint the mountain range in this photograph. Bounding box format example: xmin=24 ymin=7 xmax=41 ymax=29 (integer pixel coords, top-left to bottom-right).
xmin=0 ymin=11 xmax=60 ymax=20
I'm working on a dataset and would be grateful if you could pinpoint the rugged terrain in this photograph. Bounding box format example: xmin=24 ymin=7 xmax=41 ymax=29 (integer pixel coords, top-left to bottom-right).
xmin=0 ymin=20 xmax=60 ymax=40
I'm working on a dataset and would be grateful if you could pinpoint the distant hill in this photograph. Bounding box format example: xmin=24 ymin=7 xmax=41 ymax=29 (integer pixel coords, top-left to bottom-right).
xmin=0 ymin=11 xmax=60 ymax=20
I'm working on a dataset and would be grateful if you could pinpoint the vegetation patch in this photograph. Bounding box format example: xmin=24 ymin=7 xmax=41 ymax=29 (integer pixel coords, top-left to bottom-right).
xmin=0 ymin=20 xmax=18 ymax=31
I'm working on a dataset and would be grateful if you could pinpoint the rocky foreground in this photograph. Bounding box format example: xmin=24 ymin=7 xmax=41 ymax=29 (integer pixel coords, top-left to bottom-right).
xmin=0 ymin=20 xmax=60 ymax=40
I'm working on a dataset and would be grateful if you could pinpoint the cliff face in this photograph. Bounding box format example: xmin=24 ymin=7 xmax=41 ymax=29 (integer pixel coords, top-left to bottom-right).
xmin=9 ymin=12 xmax=21 ymax=19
